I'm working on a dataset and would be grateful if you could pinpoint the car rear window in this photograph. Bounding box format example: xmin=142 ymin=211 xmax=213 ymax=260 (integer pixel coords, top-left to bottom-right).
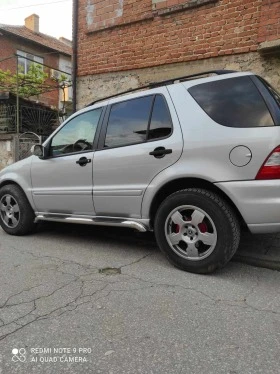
xmin=188 ymin=76 xmax=275 ymax=128
xmin=257 ymin=76 xmax=280 ymax=108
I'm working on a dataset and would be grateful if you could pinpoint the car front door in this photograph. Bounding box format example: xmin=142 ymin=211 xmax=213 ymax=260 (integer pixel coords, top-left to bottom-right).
xmin=31 ymin=107 xmax=103 ymax=215
xmin=92 ymin=89 xmax=183 ymax=218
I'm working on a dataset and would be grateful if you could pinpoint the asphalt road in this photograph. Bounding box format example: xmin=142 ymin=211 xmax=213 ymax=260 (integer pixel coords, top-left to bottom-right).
xmin=0 ymin=223 xmax=279 ymax=374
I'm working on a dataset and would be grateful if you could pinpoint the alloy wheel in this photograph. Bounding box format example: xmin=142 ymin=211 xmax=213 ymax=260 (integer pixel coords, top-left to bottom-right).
xmin=165 ymin=205 xmax=217 ymax=261
xmin=0 ymin=194 xmax=20 ymax=228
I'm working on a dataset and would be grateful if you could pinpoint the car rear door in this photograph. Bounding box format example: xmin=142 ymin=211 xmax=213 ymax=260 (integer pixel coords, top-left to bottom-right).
xmin=92 ymin=88 xmax=183 ymax=218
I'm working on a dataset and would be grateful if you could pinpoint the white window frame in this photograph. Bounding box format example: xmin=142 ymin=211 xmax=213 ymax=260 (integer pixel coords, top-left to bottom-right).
xmin=17 ymin=50 xmax=44 ymax=74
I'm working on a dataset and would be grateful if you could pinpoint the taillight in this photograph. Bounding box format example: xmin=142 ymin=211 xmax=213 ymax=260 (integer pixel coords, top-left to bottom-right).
xmin=256 ymin=146 xmax=280 ymax=180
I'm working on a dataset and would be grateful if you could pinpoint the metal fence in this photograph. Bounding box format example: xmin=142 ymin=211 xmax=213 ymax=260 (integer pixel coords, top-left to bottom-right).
xmin=0 ymin=103 xmax=59 ymax=135
xmin=17 ymin=132 xmax=42 ymax=161
xmin=0 ymin=104 xmax=16 ymax=133
xmin=0 ymin=54 xmax=72 ymax=160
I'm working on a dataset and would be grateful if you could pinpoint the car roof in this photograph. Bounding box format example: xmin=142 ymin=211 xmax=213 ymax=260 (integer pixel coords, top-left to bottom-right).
xmin=84 ymin=70 xmax=254 ymax=109
xmin=181 ymin=71 xmax=253 ymax=89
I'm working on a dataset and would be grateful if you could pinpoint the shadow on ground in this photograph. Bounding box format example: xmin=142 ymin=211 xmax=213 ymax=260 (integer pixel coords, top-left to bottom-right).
xmin=34 ymin=221 xmax=280 ymax=267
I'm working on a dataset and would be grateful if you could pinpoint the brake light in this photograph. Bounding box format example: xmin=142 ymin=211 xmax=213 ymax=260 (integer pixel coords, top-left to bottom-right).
xmin=256 ymin=146 xmax=280 ymax=180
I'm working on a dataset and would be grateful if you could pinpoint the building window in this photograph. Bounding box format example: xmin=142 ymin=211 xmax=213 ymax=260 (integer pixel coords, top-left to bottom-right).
xmin=17 ymin=50 xmax=44 ymax=74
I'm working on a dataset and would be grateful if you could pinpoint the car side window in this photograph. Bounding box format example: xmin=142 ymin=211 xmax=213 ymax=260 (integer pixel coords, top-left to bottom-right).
xmin=148 ymin=95 xmax=172 ymax=140
xmin=104 ymin=96 xmax=153 ymax=148
xmin=188 ymin=76 xmax=275 ymax=128
xmin=104 ymin=95 xmax=172 ymax=148
xmin=50 ymin=108 xmax=102 ymax=156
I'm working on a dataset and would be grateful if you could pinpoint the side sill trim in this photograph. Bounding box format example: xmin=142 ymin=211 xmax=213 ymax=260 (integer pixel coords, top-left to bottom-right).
xmin=33 ymin=190 xmax=92 ymax=196
xmin=35 ymin=214 xmax=148 ymax=232
xmin=248 ymin=223 xmax=280 ymax=234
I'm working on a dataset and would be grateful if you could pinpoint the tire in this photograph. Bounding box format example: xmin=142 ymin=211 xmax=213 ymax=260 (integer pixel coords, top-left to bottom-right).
xmin=0 ymin=184 xmax=36 ymax=236
xmin=154 ymin=188 xmax=240 ymax=274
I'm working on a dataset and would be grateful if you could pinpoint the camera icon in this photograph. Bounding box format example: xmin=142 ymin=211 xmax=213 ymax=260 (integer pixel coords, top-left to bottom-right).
xmin=12 ymin=348 xmax=26 ymax=363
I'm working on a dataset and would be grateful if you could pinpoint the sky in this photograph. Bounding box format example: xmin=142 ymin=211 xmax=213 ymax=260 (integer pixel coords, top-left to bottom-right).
xmin=0 ymin=0 xmax=72 ymax=40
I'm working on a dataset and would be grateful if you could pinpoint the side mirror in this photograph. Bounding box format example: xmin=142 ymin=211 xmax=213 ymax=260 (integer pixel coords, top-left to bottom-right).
xmin=31 ymin=144 xmax=45 ymax=159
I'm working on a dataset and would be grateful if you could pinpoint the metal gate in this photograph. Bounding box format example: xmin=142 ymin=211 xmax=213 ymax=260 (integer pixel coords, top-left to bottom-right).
xmin=17 ymin=132 xmax=41 ymax=161
xmin=0 ymin=104 xmax=16 ymax=133
xmin=21 ymin=105 xmax=57 ymax=135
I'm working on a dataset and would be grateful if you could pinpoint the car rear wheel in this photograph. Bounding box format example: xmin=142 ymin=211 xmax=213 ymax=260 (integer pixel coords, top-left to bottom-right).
xmin=154 ymin=188 xmax=240 ymax=274
xmin=0 ymin=184 xmax=35 ymax=235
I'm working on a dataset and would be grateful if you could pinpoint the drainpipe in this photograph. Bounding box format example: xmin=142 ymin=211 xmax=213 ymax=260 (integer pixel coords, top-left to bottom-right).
xmin=16 ymin=55 xmax=19 ymax=135
xmin=72 ymin=0 xmax=79 ymax=113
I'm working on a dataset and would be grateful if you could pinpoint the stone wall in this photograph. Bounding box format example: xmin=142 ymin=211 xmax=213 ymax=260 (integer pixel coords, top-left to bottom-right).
xmin=0 ymin=135 xmax=15 ymax=171
xmin=77 ymin=51 xmax=280 ymax=109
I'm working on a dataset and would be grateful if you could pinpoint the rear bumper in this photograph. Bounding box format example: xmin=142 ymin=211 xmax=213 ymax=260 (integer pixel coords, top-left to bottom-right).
xmin=216 ymin=180 xmax=280 ymax=234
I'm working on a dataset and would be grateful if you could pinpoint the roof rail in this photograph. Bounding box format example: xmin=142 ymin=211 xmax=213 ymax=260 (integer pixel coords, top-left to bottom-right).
xmin=86 ymin=69 xmax=237 ymax=107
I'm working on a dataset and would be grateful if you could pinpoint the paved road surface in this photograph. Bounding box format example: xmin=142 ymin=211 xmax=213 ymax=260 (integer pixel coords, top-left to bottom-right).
xmin=0 ymin=223 xmax=279 ymax=374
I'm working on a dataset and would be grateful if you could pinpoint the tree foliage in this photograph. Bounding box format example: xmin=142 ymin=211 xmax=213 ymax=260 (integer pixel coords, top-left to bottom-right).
xmin=0 ymin=63 xmax=72 ymax=103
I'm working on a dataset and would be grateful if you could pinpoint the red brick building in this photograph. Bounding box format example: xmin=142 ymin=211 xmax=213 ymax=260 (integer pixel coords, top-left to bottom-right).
xmin=76 ymin=0 xmax=280 ymax=108
xmin=0 ymin=14 xmax=72 ymax=109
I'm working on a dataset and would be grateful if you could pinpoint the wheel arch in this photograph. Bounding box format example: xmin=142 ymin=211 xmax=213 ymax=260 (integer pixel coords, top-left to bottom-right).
xmin=0 ymin=179 xmax=24 ymax=192
xmin=149 ymin=177 xmax=246 ymax=229
xmin=0 ymin=179 xmax=36 ymax=211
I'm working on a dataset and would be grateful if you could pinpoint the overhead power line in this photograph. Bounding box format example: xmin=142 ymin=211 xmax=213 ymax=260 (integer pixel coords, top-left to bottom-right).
xmin=0 ymin=0 xmax=71 ymax=11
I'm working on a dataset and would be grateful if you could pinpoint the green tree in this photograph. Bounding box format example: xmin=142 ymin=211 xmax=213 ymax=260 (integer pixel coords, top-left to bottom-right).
xmin=0 ymin=63 xmax=72 ymax=105
xmin=0 ymin=63 xmax=51 ymax=98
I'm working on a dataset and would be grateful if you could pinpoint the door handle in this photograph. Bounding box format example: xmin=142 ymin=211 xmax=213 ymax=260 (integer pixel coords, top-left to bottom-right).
xmin=149 ymin=147 xmax=173 ymax=158
xmin=76 ymin=157 xmax=91 ymax=166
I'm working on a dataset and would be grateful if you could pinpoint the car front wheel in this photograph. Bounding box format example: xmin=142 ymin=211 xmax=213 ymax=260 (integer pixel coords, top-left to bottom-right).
xmin=0 ymin=184 xmax=35 ymax=236
xmin=154 ymin=188 xmax=240 ymax=274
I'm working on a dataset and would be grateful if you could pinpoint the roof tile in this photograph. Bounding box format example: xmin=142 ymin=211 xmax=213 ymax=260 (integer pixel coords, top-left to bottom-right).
xmin=0 ymin=24 xmax=72 ymax=56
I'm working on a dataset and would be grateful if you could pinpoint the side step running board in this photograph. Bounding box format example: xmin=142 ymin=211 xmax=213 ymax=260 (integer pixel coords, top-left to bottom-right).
xmin=35 ymin=214 xmax=148 ymax=232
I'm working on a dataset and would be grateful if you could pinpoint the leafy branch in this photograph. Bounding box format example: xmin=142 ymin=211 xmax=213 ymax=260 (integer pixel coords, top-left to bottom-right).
xmin=0 ymin=64 xmax=72 ymax=104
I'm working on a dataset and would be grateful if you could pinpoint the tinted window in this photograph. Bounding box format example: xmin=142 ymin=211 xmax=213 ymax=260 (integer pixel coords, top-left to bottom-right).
xmin=104 ymin=96 xmax=153 ymax=148
xmin=258 ymin=76 xmax=280 ymax=108
xmin=189 ymin=76 xmax=274 ymax=127
xmin=51 ymin=109 xmax=102 ymax=156
xmin=148 ymin=95 xmax=172 ymax=140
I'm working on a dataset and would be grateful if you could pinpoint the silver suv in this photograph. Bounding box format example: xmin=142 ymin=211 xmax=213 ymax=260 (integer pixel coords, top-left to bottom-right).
xmin=1 ymin=70 xmax=280 ymax=274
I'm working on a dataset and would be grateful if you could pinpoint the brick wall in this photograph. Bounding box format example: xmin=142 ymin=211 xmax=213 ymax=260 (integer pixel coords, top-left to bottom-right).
xmin=258 ymin=0 xmax=280 ymax=43
xmin=0 ymin=34 xmax=60 ymax=108
xmin=77 ymin=51 xmax=280 ymax=108
xmin=86 ymin=0 xmax=123 ymax=31
xmin=77 ymin=0 xmax=270 ymax=76
xmin=85 ymin=0 xmax=152 ymax=32
xmin=0 ymin=36 xmax=17 ymax=72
